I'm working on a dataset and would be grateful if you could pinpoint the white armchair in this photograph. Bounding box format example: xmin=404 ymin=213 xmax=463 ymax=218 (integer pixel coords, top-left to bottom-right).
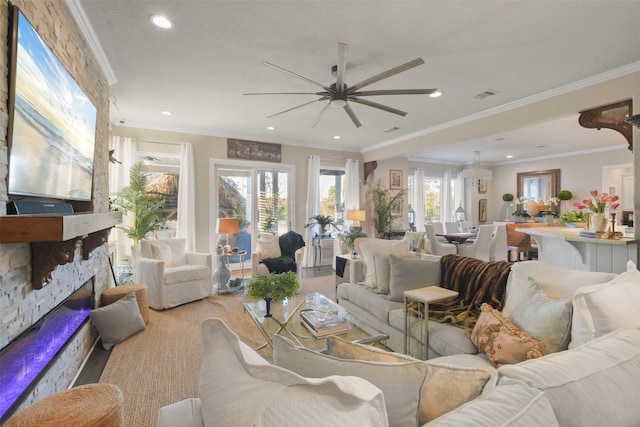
xmin=251 ymin=231 xmax=305 ymax=280
xmin=134 ymin=238 xmax=212 ymax=310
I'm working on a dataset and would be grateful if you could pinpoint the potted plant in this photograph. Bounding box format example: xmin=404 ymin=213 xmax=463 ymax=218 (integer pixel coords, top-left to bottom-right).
xmin=246 ymin=271 xmax=300 ymax=317
xmin=305 ymin=214 xmax=337 ymax=237
xmin=339 ymin=229 xmax=368 ymax=254
xmin=367 ymin=180 xmax=408 ymax=238
xmin=558 ymin=210 xmax=587 ymax=225
xmin=557 ymin=189 xmax=573 ymax=214
xmin=502 ymin=193 xmax=514 ymax=220
xmin=110 ymin=162 xmax=168 ymax=245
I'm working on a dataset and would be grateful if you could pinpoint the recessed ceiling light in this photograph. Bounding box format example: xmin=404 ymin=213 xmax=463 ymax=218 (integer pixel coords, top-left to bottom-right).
xmin=429 ymin=91 xmax=443 ymax=98
xmin=266 ymin=126 xmax=275 ymax=130
xmin=161 ymin=111 xmax=172 ymax=116
xmin=150 ymin=15 xmax=174 ymax=29
xmin=506 ymin=154 xmax=513 ymax=159
xmin=333 ymin=135 xmax=341 ymax=140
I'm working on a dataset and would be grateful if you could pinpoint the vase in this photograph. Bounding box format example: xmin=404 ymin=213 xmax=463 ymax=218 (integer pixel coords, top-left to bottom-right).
xmin=591 ymin=213 xmax=608 ymax=233
xmin=264 ymin=297 xmax=273 ymax=318
xmin=525 ymin=201 xmax=540 ymax=218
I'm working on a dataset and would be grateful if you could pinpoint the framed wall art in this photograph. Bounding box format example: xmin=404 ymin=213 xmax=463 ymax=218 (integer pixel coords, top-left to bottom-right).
xmin=389 ymin=169 xmax=403 ymax=190
xmin=479 ymin=199 xmax=487 ymax=222
xmin=478 ymin=180 xmax=488 ymax=193
xmin=391 ymin=200 xmax=402 ymax=217
xmin=227 ymin=138 xmax=281 ymax=163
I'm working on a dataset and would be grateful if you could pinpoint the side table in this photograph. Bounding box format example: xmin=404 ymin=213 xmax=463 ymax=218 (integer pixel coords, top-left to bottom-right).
xmin=403 ymin=286 xmax=458 ymax=360
xmin=214 ymin=250 xmax=247 ymax=294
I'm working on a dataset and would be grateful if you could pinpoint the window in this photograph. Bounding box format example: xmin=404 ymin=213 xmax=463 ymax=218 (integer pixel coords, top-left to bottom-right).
xmin=319 ymin=169 xmax=345 ymax=230
xmin=409 ymin=174 xmax=442 ymax=222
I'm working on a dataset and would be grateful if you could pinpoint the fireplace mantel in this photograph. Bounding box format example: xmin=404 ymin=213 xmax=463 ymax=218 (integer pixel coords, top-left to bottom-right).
xmin=0 ymin=212 xmax=122 ymax=288
xmin=0 ymin=212 xmax=122 ymax=243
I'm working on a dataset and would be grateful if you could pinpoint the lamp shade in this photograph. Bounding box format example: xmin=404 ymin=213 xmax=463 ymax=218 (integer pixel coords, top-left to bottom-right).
xmin=216 ymin=218 xmax=240 ymax=234
xmin=346 ymin=210 xmax=366 ymax=222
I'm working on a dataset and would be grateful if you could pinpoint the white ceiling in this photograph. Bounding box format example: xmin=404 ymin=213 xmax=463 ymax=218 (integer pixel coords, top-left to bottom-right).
xmin=75 ymin=1 xmax=640 ymax=165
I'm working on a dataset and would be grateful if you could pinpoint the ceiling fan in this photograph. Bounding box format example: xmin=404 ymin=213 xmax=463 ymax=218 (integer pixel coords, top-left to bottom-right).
xmin=243 ymin=42 xmax=438 ymax=128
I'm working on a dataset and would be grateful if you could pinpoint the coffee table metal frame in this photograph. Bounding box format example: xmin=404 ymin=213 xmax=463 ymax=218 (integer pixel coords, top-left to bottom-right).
xmin=244 ymin=292 xmax=388 ymax=351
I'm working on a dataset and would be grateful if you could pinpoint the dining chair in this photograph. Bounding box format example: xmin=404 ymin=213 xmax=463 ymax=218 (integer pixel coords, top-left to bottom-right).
xmin=457 ymin=225 xmax=493 ymax=261
xmin=444 ymin=222 xmax=461 ymax=234
xmin=424 ymin=224 xmax=457 ymax=256
xmin=489 ymin=224 xmax=508 ymax=261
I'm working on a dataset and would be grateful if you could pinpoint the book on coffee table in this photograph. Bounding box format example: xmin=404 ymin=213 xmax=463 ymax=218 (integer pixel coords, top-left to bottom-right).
xmin=300 ymin=309 xmax=348 ymax=338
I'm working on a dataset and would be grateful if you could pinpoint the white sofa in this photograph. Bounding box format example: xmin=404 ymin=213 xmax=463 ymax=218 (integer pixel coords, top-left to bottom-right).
xmin=158 ymin=321 xmax=640 ymax=427
xmin=338 ymin=237 xmax=619 ymax=359
xmin=135 ymin=238 xmax=213 ymax=310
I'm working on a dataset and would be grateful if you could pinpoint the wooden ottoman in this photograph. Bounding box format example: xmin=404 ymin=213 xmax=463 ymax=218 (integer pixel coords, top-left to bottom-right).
xmin=5 ymin=383 xmax=123 ymax=427
xmin=102 ymin=284 xmax=150 ymax=324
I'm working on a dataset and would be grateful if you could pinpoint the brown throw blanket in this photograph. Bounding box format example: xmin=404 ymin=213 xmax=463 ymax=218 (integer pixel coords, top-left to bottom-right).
xmin=424 ymin=255 xmax=512 ymax=329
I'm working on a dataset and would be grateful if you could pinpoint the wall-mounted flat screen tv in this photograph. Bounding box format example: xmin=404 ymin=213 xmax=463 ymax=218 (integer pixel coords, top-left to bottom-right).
xmin=7 ymin=6 xmax=97 ymax=202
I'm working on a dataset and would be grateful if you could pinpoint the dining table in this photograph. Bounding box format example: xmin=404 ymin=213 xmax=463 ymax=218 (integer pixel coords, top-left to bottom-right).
xmin=436 ymin=232 xmax=476 ymax=244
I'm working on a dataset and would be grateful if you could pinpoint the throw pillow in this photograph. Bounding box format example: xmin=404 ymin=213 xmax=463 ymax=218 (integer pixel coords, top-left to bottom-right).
xmin=468 ymin=303 xmax=543 ymax=367
xmin=274 ymin=333 xmax=426 ymax=427
xmin=358 ymin=239 xmax=409 ymax=293
xmin=508 ymin=277 xmax=572 ymax=354
xmin=256 ymin=234 xmax=281 ymax=260
xmin=89 ymin=292 xmax=146 ymax=350
xmin=150 ymin=242 xmax=174 ymax=266
xmin=387 ymin=255 xmax=441 ymax=302
xmin=199 ymin=319 xmax=388 ymax=427
xmin=326 ymin=335 xmax=490 ymax=425
xmin=572 ymin=277 xmax=640 ymax=344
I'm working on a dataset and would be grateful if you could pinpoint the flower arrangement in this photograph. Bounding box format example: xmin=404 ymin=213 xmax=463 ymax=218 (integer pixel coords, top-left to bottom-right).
xmin=572 ymin=190 xmax=620 ymax=213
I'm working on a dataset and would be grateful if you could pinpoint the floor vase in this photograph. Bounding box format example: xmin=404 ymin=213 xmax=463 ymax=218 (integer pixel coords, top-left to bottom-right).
xmin=591 ymin=213 xmax=607 ymax=233
xmin=264 ymin=297 xmax=272 ymax=317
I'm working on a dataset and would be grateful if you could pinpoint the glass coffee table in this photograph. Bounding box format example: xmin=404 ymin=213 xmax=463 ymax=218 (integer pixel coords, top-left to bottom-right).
xmin=243 ymin=292 xmax=388 ymax=352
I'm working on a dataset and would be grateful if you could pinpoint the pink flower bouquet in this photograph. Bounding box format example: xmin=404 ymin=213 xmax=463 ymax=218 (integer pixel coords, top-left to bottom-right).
xmin=572 ymin=190 xmax=620 ymax=213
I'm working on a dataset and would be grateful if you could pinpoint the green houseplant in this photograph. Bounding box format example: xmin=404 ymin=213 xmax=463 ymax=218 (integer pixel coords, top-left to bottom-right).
xmin=305 ymin=214 xmax=338 ymax=236
xmin=247 ymin=271 xmax=300 ymax=317
xmin=367 ymin=180 xmax=407 ymax=238
xmin=110 ymin=162 xmax=168 ymax=245
xmin=339 ymin=229 xmax=368 ymax=253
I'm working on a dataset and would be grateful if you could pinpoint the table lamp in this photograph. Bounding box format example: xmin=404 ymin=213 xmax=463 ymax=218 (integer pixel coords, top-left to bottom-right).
xmin=215 ymin=218 xmax=240 ymax=287
xmin=346 ymin=209 xmax=366 ymax=232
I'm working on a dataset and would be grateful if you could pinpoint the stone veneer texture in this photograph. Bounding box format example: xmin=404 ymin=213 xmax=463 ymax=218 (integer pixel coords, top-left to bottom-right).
xmin=0 ymin=0 xmax=111 ymax=412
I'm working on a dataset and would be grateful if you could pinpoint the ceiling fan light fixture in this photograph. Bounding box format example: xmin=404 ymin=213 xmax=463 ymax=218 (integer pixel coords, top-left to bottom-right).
xmin=331 ymin=99 xmax=347 ymax=108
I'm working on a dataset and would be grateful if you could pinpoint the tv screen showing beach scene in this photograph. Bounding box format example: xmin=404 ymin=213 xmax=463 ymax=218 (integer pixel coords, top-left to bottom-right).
xmin=7 ymin=7 xmax=97 ymax=202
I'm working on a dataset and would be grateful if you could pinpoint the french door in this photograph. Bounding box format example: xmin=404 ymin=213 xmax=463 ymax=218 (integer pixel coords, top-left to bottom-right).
xmin=212 ymin=159 xmax=295 ymax=269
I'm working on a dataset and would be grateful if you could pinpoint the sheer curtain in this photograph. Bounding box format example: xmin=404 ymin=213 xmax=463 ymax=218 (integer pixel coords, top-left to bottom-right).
xmin=109 ymin=136 xmax=137 ymax=259
xmin=177 ymin=142 xmax=196 ymax=251
xmin=303 ymin=155 xmax=320 ymax=267
xmin=441 ymin=170 xmax=452 ymax=222
xmin=453 ymin=171 xmax=464 ymax=219
xmin=412 ymin=168 xmax=425 ymax=230
xmin=344 ymin=159 xmax=360 ymax=229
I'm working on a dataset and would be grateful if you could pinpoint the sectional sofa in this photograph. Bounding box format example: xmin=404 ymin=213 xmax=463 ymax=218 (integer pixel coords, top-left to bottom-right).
xmin=158 ymin=237 xmax=640 ymax=426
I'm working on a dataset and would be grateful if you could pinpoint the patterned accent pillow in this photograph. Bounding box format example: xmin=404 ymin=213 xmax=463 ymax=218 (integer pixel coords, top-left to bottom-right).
xmin=508 ymin=277 xmax=572 ymax=354
xmin=468 ymin=303 xmax=544 ymax=367
xmin=326 ymin=335 xmax=490 ymax=425
xmin=256 ymin=234 xmax=281 ymax=260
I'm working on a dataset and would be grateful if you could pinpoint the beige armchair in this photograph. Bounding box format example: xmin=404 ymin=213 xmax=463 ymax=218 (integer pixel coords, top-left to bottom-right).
xmin=135 ymin=238 xmax=212 ymax=310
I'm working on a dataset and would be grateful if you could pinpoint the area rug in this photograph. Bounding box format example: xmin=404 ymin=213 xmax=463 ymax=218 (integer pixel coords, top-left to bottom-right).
xmin=98 ymin=275 xmax=335 ymax=427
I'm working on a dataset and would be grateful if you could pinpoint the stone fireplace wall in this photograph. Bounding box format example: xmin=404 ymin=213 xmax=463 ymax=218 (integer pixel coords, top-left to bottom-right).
xmin=0 ymin=0 xmax=111 ymax=411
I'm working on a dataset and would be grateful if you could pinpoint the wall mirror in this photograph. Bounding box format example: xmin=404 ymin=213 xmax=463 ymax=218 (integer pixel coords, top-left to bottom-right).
xmin=517 ymin=169 xmax=561 ymax=214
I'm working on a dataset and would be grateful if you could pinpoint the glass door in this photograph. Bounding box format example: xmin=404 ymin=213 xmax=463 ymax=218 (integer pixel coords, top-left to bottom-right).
xmin=213 ymin=160 xmax=294 ymax=274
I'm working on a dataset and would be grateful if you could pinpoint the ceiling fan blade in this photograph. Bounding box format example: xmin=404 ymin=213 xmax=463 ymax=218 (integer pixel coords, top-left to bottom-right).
xmin=244 ymin=91 xmax=330 ymax=96
xmin=350 ymin=88 xmax=438 ymax=96
xmin=344 ymin=104 xmax=362 ymax=128
xmin=310 ymin=102 xmax=332 ymax=128
xmin=348 ymin=58 xmax=425 ymax=92
xmin=335 ymin=43 xmax=348 ymax=93
xmin=266 ymin=97 xmax=328 ymax=118
xmin=262 ymin=61 xmax=329 ymax=91
xmin=348 ymin=97 xmax=407 ymax=116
